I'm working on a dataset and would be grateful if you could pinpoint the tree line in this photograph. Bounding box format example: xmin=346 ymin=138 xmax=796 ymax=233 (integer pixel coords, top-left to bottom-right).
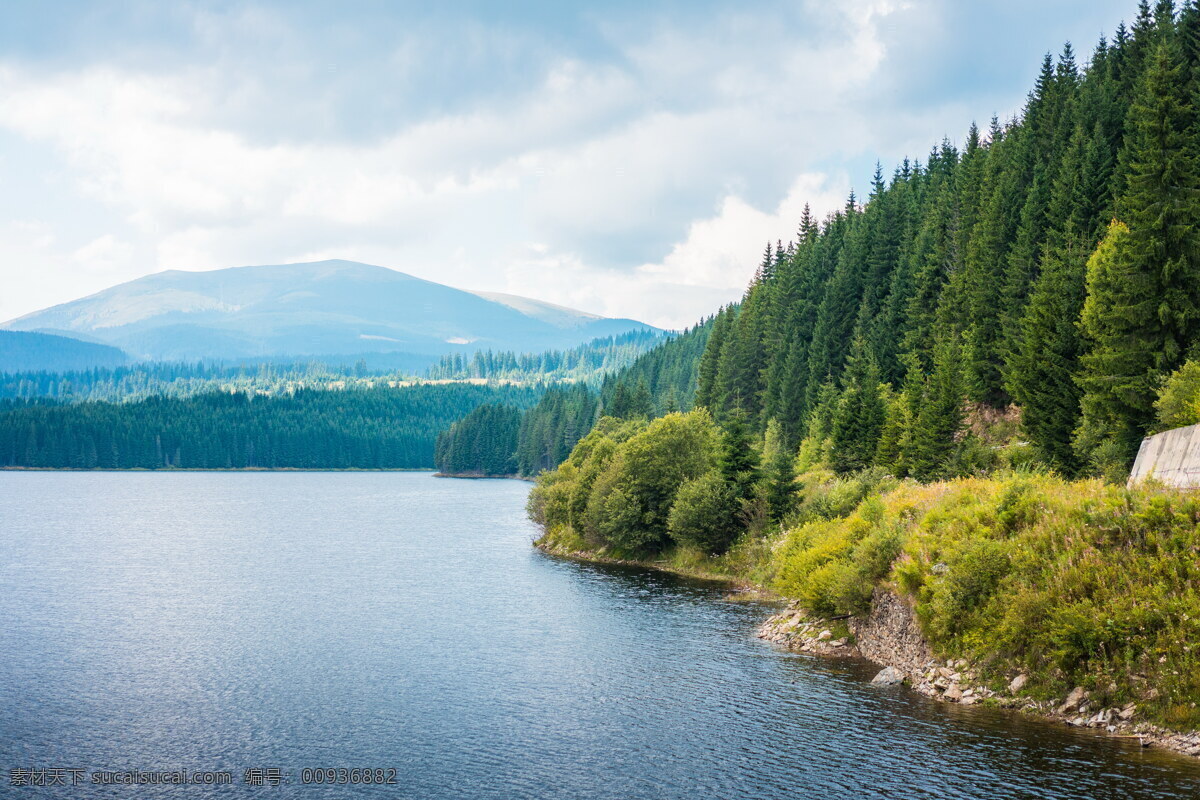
xmin=425 ymin=330 xmax=667 ymax=383
xmin=688 ymin=2 xmax=1200 ymax=481
xmin=0 ymin=384 xmax=540 ymax=470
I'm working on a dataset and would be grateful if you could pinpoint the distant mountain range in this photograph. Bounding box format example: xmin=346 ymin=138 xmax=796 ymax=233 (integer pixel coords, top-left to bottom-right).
xmin=1 ymin=260 xmax=658 ymax=367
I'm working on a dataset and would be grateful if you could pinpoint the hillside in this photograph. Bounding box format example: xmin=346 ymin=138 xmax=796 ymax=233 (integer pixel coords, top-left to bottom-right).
xmin=0 ymin=330 xmax=127 ymax=374
xmin=1 ymin=260 xmax=657 ymax=363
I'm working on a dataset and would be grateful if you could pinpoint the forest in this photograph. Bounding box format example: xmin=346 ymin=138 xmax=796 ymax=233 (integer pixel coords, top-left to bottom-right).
xmin=0 ymin=384 xmax=540 ymax=470
xmin=532 ymin=0 xmax=1200 ymax=558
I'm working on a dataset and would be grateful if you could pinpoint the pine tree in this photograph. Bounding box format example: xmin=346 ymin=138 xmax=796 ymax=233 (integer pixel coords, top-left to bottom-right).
xmin=830 ymin=336 xmax=886 ymax=474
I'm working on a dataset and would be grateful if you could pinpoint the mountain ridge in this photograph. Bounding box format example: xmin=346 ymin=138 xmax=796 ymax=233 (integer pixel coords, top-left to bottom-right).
xmin=3 ymin=259 xmax=656 ymax=363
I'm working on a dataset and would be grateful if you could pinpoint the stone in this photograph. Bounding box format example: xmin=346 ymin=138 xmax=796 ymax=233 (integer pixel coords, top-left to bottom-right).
xmin=960 ymin=696 xmax=977 ymax=706
xmin=1118 ymin=704 xmax=1137 ymax=720
xmin=1058 ymin=686 xmax=1088 ymax=714
xmin=871 ymin=666 xmax=906 ymax=686
xmin=944 ymin=684 xmax=963 ymax=702
xmin=817 ymin=630 xmax=832 ymax=641
xmin=1009 ymin=674 xmax=1029 ymax=694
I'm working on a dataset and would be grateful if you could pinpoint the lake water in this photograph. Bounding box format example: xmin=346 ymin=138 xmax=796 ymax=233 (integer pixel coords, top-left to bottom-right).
xmin=2 ymin=471 xmax=1199 ymax=799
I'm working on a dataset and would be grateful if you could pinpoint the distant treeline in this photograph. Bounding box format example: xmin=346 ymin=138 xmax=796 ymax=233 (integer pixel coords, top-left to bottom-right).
xmin=433 ymin=323 xmax=709 ymax=476
xmin=0 ymin=384 xmax=541 ymax=470
xmin=424 ymin=330 xmax=667 ymax=383
xmin=0 ymin=360 xmax=388 ymax=403
xmin=1 ymin=331 xmax=668 ymax=405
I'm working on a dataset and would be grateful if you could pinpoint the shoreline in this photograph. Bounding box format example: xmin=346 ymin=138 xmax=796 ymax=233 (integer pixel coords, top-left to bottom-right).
xmin=434 ymin=472 xmax=535 ymax=482
xmin=533 ymin=538 xmax=776 ymax=598
xmin=535 ymin=538 xmax=1200 ymax=761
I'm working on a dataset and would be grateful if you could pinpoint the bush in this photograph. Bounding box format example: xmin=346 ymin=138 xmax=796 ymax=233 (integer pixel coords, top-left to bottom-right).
xmin=668 ymin=471 xmax=739 ymax=553
xmin=1155 ymin=359 xmax=1200 ymax=431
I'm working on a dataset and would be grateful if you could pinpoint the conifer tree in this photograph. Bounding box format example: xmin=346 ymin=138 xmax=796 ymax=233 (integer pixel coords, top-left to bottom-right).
xmin=830 ymin=336 xmax=886 ymax=474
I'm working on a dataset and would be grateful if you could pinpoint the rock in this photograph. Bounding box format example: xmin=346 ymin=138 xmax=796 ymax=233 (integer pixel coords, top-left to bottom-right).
xmin=871 ymin=666 xmax=906 ymax=686
xmin=1009 ymin=674 xmax=1029 ymax=694
xmin=1058 ymin=686 xmax=1088 ymax=714
xmin=830 ymin=638 xmax=846 ymax=648
xmin=938 ymin=667 xmax=955 ymax=679
xmin=944 ymin=684 xmax=963 ymax=702
xmin=960 ymin=696 xmax=978 ymax=706
xmin=1118 ymin=704 xmax=1137 ymax=721
xmin=818 ymin=630 xmax=832 ymax=641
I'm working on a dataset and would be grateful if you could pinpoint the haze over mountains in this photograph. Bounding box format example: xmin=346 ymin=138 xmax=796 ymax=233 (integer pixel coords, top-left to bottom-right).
xmin=1 ymin=260 xmax=658 ymax=369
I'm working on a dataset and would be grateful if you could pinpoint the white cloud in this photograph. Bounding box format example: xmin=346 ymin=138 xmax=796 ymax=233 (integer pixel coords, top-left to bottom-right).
xmin=0 ymin=0 xmax=1099 ymax=330
xmin=501 ymin=173 xmax=850 ymax=329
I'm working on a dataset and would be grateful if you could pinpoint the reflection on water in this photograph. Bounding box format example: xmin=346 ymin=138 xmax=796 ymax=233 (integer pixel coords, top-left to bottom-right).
xmin=0 ymin=471 xmax=1198 ymax=799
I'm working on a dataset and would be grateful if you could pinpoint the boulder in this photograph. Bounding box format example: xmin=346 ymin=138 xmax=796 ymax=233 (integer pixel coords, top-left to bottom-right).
xmin=1058 ymin=686 xmax=1088 ymax=715
xmin=944 ymin=684 xmax=964 ymax=702
xmin=1009 ymin=674 xmax=1029 ymax=694
xmin=871 ymin=666 xmax=906 ymax=686
xmin=817 ymin=630 xmax=832 ymax=641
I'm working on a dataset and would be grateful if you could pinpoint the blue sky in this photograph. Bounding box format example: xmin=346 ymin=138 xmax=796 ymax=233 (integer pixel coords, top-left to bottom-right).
xmin=0 ymin=0 xmax=1137 ymax=328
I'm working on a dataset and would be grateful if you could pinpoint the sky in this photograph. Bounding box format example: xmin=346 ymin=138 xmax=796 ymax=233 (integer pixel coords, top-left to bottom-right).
xmin=0 ymin=0 xmax=1138 ymax=329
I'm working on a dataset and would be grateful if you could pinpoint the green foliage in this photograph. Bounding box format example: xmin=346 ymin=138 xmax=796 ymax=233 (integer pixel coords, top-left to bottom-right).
xmin=761 ymin=418 xmax=798 ymax=521
xmin=529 ymin=410 xmax=720 ymax=554
xmin=763 ymin=471 xmax=1200 ymax=728
xmin=1155 ymin=359 xmax=1200 ymax=430
xmin=667 ymin=470 xmax=740 ymax=553
xmin=1075 ymin=220 xmax=1153 ymax=471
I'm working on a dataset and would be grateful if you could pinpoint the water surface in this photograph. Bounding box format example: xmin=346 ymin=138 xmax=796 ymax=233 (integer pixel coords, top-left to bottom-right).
xmin=1 ymin=472 xmax=1198 ymax=799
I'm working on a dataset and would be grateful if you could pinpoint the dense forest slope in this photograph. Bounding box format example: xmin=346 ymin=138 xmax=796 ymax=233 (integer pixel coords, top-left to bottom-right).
xmin=0 ymin=330 xmax=127 ymax=373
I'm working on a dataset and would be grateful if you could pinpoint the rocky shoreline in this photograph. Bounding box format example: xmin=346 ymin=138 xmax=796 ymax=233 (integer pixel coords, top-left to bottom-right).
xmin=758 ymin=587 xmax=1200 ymax=759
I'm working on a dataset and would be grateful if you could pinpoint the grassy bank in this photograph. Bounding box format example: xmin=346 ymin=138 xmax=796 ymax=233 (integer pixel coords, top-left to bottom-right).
xmin=536 ymin=468 xmax=1200 ymax=731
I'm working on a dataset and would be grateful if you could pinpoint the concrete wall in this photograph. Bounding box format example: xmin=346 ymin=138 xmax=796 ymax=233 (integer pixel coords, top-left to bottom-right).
xmin=1128 ymin=422 xmax=1200 ymax=488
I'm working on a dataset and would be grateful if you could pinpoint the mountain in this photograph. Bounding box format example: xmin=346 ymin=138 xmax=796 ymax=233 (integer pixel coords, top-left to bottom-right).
xmin=1 ymin=260 xmax=658 ymax=363
xmin=0 ymin=330 xmax=128 ymax=374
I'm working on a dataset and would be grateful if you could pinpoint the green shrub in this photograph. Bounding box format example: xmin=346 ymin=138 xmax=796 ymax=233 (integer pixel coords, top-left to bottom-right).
xmin=1155 ymin=359 xmax=1200 ymax=431
xmin=668 ymin=470 xmax=739 ymax=553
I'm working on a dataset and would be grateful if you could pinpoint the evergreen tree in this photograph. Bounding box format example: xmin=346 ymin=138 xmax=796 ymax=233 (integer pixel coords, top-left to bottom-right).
xmin=830 ymin=337 xmax=886 ymax=474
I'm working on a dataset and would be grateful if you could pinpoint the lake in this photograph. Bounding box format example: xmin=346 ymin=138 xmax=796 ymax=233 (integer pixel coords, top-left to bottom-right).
xmin=1 ymin=471 xmax=1199 ymax=799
